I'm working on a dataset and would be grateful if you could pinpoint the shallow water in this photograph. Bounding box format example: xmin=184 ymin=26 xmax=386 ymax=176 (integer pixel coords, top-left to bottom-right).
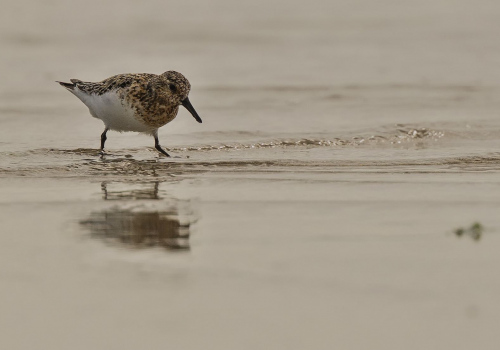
xmin=2 ymin=0 xmax=500 ymax=349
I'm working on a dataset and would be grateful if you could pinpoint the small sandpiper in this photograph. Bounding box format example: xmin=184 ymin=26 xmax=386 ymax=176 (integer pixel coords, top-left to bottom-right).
xmin=57 ymin=71 xmax=202 ymax=157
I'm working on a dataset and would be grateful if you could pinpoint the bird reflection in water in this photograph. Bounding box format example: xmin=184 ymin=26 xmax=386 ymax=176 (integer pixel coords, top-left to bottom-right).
xmin=81 ymin=182 xmax=196 ymax=250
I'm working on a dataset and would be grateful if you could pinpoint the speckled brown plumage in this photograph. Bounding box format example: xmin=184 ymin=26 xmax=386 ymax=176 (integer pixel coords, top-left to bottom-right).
xmin=57 ymin=71 xmax=202 ymax=157
xmin=69 ymin=71 xmax=192 ymax=128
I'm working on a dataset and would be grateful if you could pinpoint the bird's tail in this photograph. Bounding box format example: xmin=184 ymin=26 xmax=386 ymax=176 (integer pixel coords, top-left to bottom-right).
xmin=56 ymin=79 xmax=84 ymax=91
xmin=56 ymin=81 xmax=75 ymax=90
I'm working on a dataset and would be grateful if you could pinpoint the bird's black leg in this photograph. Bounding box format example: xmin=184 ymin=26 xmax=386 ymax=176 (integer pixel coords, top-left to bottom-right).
xmin=154 ymin=134 xmax=171 ymax=157
xmin=100 ymin=128 xmax=108 ymax=152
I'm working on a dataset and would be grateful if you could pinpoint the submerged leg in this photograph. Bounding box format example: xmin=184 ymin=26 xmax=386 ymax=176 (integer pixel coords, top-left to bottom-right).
xmin=154 ymin=132 xmax=171 ymax=157
xmin=100 ymin=128 xmax=109 ymax=151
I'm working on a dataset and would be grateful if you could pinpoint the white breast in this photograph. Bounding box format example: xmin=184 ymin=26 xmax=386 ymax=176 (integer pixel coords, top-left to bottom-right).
xmin=72 ymin=89 xmax=155 ymax=133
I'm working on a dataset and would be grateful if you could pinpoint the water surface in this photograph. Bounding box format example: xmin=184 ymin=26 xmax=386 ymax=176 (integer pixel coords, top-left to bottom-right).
xmin=2 ymin=0 xmax=500 ymax=349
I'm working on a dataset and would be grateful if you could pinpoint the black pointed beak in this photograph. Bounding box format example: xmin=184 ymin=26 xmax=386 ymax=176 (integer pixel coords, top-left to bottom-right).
xmin=181 ymin=97 xmax=202 ymax=123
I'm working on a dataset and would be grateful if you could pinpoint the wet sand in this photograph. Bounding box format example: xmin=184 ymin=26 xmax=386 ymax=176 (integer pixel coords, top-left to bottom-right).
xmin=2 ymin=0 xmax=500 ymax=349
xmin=2 ymin=174 xmax=500 ymax=349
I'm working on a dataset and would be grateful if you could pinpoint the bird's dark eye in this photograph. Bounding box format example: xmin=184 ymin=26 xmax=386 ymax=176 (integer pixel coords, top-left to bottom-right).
xmin=168 ymin=84 xmax=177 ymax=93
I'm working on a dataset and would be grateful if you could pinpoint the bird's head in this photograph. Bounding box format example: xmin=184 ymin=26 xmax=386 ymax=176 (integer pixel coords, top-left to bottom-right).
xmin=161 ymin=71 xmax=202 ymax=123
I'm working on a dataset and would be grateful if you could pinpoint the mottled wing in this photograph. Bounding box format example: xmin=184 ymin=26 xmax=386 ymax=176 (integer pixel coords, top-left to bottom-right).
xmin=71 ymin=73 xmax=157 ymax=96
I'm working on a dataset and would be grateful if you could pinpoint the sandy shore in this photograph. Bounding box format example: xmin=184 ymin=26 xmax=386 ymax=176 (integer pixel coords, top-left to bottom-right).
xmin=2 ymin=0 xmax=500 ymax=348
xmin=1 ymin=170 xmax=500 ymax=349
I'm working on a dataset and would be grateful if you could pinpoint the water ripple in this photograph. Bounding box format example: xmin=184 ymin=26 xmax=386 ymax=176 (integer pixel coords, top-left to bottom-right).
xmin=1 ymin=124 xmax=498 ymax=178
